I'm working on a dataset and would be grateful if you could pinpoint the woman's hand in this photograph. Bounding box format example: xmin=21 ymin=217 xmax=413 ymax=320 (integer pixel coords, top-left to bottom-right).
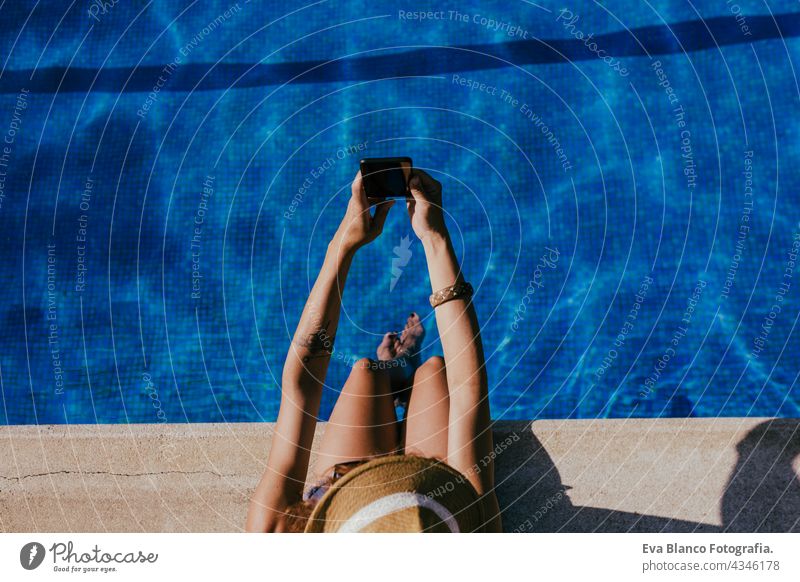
xmin=407 ymin=169 xmax=448 ymax=243
xmin=332 ymin=171 xmax=394 ymax=254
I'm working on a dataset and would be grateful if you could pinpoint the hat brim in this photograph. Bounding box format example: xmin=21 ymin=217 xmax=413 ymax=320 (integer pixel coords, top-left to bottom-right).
xmin=305 ymin=455 xmax=485 ymax=533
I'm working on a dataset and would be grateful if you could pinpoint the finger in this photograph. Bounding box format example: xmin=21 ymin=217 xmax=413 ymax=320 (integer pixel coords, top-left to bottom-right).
xmin=408 ymin=173 xmax=427 ymax=203
xmin=351 ymin=170 xmax=368 ymax=208
xmin=412 ymin=169 xmax=442 ymax=194
xmin=371 ymin=199 xmax=394 ymax=234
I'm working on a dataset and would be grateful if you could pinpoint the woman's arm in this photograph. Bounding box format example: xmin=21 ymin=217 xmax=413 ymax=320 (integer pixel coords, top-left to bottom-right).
xmin=408 ymin=170 xmax=502 ymax=532
xmin=246 ymin=173 xmax=393 ymax=532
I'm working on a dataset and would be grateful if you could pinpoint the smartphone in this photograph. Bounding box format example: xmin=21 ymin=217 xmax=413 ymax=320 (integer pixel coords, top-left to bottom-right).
xmin=359 ymin=157 xmax=413 ymax=198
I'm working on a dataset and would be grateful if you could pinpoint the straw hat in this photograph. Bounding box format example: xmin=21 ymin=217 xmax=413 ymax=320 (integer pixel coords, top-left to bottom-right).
xmin=304 ymin=455 xmax=486 ymax=533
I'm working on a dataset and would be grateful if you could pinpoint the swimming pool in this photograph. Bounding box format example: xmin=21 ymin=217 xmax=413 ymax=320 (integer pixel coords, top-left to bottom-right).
xmin=1 ymin=0 xmax=799 ymax=424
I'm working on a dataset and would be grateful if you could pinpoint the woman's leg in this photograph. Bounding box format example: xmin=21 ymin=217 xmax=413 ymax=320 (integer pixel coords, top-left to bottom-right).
xmin=404 ymin=356 xmax=450 ymax=460
xmin=313 ymin=358 xmax=399 ymax=480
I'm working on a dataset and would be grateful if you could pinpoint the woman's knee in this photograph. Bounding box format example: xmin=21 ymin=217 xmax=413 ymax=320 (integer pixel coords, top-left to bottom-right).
xmin=352 ymin=357 xmax=376 ymax=371
xmin=416 ymin=356 xmax=446 ymax=382
xmin=342 ymin=358 xmax=390 ymax=396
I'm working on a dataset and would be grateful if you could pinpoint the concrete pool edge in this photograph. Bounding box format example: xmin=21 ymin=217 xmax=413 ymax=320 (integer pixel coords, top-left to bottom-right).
xmin=1 ymin=418 xmax=797 ymax=532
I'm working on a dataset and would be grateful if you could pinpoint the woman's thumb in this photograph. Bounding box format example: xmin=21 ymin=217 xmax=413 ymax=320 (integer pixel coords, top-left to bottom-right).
xmin=372 ymin=199 xmax=394 ymax=232
xmin=408 ymin=175 xmax=425 ymax=202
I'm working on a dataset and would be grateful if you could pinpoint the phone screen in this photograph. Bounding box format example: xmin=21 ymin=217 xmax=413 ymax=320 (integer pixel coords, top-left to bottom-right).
xmin=360 ymin=158 xmax=412 ymax=198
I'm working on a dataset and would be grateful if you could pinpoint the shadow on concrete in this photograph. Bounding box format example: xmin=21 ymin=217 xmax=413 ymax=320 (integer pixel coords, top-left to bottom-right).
xmin=721 ymin=419 xmax=800 ymax=532
xmin=494 ymin=419 xmax=799 ymax=533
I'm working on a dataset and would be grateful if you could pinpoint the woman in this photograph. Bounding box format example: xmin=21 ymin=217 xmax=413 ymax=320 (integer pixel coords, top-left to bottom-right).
xmin=245 ymin=169 xmax=501 ymax=532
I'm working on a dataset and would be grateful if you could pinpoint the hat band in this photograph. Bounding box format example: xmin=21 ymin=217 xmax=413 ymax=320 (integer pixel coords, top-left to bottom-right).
xmin=337 ymin=492 xmax=460 ymax=533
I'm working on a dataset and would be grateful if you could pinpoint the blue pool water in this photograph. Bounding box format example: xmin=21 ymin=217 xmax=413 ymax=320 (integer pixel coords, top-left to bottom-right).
xmin=1 ymin=0 xmax=800 ymax=424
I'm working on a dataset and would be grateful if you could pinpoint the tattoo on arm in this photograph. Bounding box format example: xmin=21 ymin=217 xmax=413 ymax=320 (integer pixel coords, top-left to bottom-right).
xmin=293 ymin=319 xmax=335 ymax=363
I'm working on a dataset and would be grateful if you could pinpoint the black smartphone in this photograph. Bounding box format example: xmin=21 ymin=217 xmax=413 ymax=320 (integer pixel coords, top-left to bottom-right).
xmin=359 ymin=157 xmax=413 ymax=198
